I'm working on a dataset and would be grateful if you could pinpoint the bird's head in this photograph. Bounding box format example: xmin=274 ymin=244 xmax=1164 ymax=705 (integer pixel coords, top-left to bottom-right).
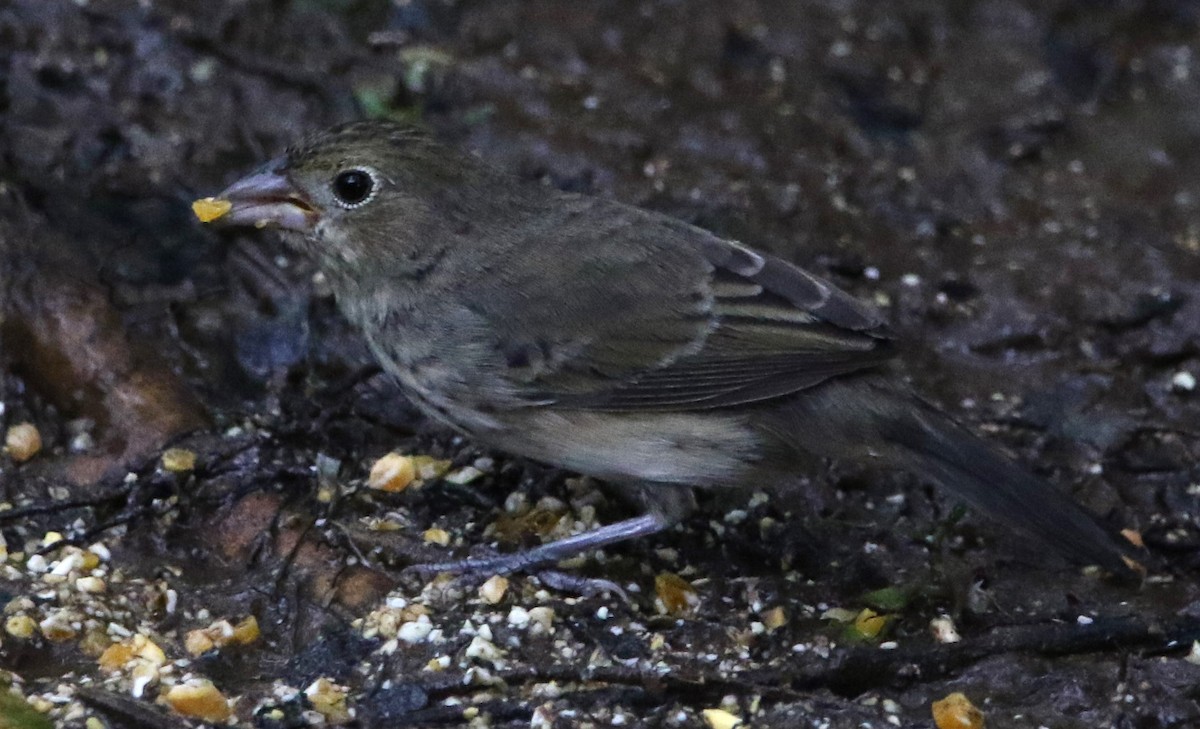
xmin=200 ymin=120 xmax=477 ymax=277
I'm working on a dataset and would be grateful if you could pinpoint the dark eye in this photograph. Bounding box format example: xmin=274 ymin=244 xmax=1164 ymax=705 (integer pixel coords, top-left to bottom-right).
xmin=331 ymin=169 xmax=375 ymax=207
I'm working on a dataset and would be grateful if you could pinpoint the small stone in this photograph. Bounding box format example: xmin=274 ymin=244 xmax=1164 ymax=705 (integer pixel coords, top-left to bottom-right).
xmin=129 ymin=661 xmax=159 ymax=698
xmin=39 ymin=611 xmax=78 ymax=641
xmin=507 ymin=606 xmax=530 ymax=629
xmin=465 ymin=634 xmax=506 ymax=667
xmin=930 ymin=616 xmax=961 ymax=644
xmin=527 ymin=606 xmax=555 ymax=635
xmin=75 ymin=576 xmax=106 ymax=594
xmin=478 ymin=575 xmax=509 ymax=605
xmin=397 ymin=614 xmax=433 ymax=643
xmin=1172 ymin=371 xmax=1196 ymax=392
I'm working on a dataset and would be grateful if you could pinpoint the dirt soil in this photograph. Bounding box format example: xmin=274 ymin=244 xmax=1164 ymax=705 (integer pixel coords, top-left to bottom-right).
xmin=2 ymin=1 xmax=1200 ymax=727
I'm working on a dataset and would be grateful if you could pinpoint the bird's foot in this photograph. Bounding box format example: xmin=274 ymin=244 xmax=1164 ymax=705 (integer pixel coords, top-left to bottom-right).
xmin=401 ymin=512 xmax=667 ymax=598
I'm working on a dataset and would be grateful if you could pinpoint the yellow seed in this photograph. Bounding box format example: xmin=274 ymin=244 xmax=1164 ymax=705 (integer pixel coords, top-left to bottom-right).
xmin=5 ymin=423 xmax=42 ymax=462
xmin=184 ymin=629 xmax=216 ymax=657
xmin=412 ymin=455 xmax=451 ymax=480
xmin=932 ymin=692 xmax=985 ymax=729
xmin=305 ymin=678 xmax=351 ymax=723
xmin=192 ymin=197 xmax=232 ymax=223
xmin=232 ymin=615 xmax=260 ymax=645
xmin=132 ymin=634 xmax=166 ymax=665
xmin=762 ymin=606 xmax=787 ymax=631
xmin=423 ymin=528 xmax=451 ymax=546
xmin=80 ymin=551 xmax=101 ymax=571
xmin=853 ymin=608 xmax=891 ymax=639
xmin=5 ymin=615 xmax=36 ymax=639
xmin=368 ymin=452 xmax=417 ymax=492
xmin=703 ymin=708 xmax=744 ymax=729
xmin=164 ymin=680 xmax=232 ymax=723
xmin=161 ymin=448 xmax=197 ymax=473
xmin=98 ymin=642 xmax=135 ymax=670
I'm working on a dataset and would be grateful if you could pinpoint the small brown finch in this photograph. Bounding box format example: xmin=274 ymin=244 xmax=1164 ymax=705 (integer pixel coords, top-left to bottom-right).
xmin=198 ymin=120 xmax=1133 ymax=577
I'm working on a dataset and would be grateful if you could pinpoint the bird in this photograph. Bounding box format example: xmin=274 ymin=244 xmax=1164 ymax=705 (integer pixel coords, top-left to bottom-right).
xmin=197 ymin=119 xmax=1135 ymax=577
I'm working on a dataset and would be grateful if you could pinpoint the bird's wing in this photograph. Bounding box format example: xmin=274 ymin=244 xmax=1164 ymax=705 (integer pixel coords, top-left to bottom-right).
xmin=488 ymin=198 xmax=894 ymax=412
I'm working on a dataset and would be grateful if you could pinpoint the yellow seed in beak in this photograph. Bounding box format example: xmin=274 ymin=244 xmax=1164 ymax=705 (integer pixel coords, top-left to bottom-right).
xmin=192 ymin=197 xmax=232 ymax=223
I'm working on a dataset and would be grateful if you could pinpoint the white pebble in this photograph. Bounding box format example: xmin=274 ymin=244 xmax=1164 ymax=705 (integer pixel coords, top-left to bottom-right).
xmin=465 ymin=635 xmax=506 ymax=666
xmin=1172 ymin=371 xmax=1196 ymax=392
xmin=507 ymin=607 xmax=530 ymax=629
xmin=929 ymin=616 xmax=961 ymax=644
xmin=397 ymin=615 xmax=433 ymax=643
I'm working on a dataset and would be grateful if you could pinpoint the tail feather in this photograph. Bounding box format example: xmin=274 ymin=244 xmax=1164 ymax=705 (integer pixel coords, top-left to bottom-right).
xmin=882 ymin=399 xmax=1133 ymax=574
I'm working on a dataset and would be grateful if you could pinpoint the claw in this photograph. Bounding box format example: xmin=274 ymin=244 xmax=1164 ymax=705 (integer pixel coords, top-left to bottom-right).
xmin=534 ymin=570 xmax=630 ymax=602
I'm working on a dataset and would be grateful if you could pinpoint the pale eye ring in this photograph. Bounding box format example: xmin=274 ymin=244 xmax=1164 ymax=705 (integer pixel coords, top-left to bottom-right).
xmin=331 ymin=167 xmax=378 ymax=208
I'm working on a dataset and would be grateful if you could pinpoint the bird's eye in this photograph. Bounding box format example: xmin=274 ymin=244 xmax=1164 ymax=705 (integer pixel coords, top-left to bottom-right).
xmin=331 ymin=168 xmax=376 ymax=208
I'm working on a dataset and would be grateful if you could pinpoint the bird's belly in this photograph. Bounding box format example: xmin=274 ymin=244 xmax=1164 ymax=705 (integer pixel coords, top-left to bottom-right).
xmin=484 ymin=409 xmax=763 ymax=487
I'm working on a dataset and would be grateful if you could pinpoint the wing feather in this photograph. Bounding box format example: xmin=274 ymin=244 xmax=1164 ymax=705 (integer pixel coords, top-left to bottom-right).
xmin=536 ymin=232 xmax=894 ymax=412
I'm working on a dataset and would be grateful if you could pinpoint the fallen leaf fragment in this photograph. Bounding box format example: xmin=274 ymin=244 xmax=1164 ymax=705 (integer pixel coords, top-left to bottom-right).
xmin=932 ymin=692 xmax=985 ymax=729
xmin=192 ymin=197 xmax=231 ymax=223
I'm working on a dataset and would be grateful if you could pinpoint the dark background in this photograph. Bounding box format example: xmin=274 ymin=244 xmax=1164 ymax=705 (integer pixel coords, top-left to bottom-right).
xmin=2 ymin=1 xmax=1200 ymax=727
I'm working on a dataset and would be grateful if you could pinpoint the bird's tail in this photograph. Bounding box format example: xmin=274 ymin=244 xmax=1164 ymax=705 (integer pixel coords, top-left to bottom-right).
xmin=877 ymin=394 xmax=1134 ymax=574
xmin=771 ymin=377 xmax=1137 ymax=574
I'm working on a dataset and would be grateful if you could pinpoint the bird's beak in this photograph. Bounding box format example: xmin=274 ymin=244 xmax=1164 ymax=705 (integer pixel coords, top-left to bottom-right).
xmin=201 ymin=158 xmax=318 ymax=232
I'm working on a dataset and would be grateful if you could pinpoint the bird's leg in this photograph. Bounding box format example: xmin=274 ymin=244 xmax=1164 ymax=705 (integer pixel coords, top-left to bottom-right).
xmin=404 ymin=483 xmax=694 ymax=579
